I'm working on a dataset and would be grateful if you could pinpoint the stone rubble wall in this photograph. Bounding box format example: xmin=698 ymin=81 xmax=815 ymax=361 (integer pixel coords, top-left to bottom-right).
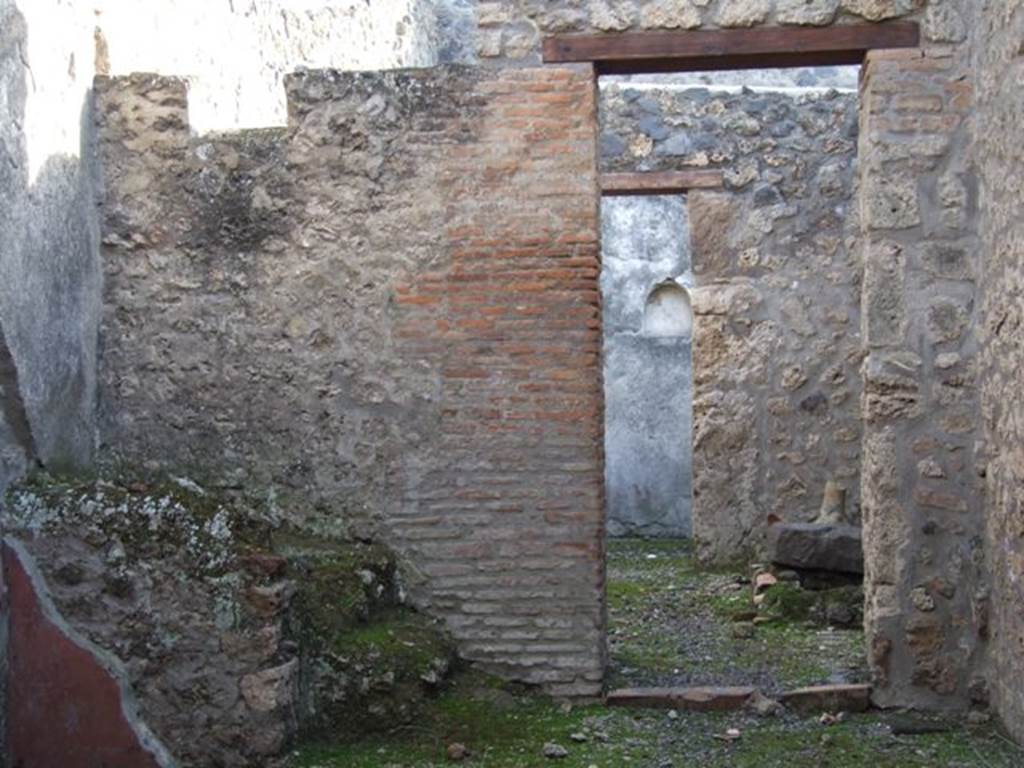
xmin=601 ymin=83 xmax=863 ymax=563
xmin=858 ymin=35 xmax=986 ymax=708
xmin=0 ymin=0 xmax=462 ymax=502
xmin=608 ymin=65 xmax=860 ymax=90
xmin=95 ymin=65 xmax=605 ymax=696
xmin=473 ymin=0 xmax=944 ymax=64
xmin=974 ymin=0 xmax=1024 ymax=743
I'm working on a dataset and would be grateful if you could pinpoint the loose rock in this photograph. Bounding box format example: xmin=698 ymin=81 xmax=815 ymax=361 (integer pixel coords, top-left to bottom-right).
xmin=543 ymin=742 xmax=569 ymax=759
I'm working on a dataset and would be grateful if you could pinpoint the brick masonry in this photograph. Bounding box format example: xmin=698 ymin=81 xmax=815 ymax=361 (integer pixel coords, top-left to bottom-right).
xmin=859 ymin=40 xmax=986 ymax=709
xmin=95 ymin=65 xmax=604 ymax=695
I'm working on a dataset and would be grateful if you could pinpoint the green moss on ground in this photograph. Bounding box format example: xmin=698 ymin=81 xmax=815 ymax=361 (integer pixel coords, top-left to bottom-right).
xmin=291 ymin=673 xmax=628 ymax=768
xmin=759 ymin=582 xmax=819 ymax=620
xmin=290 ymin=537 xmax=1021 ymax=766
xmin=282 ymin=531 xmax=398 ymax=632
xmin=289 ymin=680 xmax=1023 ymax=768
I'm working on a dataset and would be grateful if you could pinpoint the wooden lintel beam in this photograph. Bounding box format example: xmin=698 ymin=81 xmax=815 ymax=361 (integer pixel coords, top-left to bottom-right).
xmin=543 ymin=22 xmax=919 ymax=74
xmin=600 ymin=170 xmax=723 ymax=196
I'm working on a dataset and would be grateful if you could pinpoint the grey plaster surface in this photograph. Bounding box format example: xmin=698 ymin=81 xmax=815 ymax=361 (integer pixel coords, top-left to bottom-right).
xmin=0 ymin=0 xmax=101 ymax=491
xmin=601 ymin=195 xmax=692 ymax=538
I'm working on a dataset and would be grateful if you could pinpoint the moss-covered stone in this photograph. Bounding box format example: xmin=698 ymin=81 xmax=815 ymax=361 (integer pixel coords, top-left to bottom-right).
xmin=3 ymin=472 xmax=458 ymax=755
xmin=299 ymin=608 xmax=455 ymax=737
xmin=760 ymin=582 xmax=819 ymax=622
xmin=286 ymin=534 xmax=456 ymax=739
xmin=3 ymin=471 xmax=274 ymax=577
xmin=759 ymin=582 xmax=864 ymax=628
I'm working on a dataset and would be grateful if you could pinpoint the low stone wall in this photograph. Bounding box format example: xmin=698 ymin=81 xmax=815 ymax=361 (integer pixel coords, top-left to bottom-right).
xmin=974 ymin=0 xmax=1024 ymax=742
xmin=2 ymin=476 xmax=456 ymax=766
xmin=601 ymin=83 xmax=863 ymax=563
xmin=95 ymin=66 xmax=605 ymax=696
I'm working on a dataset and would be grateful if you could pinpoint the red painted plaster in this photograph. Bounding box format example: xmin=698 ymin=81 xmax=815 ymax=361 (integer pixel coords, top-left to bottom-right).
xmin=3 ymin=542 xmax=163 ymax=768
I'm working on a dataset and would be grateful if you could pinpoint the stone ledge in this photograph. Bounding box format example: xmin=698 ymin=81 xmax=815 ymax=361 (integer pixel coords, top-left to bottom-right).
xmin=606 ymin=686 xmax=757 ymax=711
xmin=780 ymin=684 xmax=872 ymax=713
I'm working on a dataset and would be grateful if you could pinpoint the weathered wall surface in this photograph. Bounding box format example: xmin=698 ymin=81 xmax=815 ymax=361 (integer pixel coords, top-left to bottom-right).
xmin=96 ymin=65 xmax=604 ymax=695
xmin=601 ymin=195 xmax=692 ymax=538
xmin=93 ymin=0 xmax=462 ymax=133
xmin=858 ymin=25 xmax=987 ymax=707
xmin=601 ymin=83 xmax=862 ymax=562
xmin=2 ymin=0 xmax=450 ymax=499
xmin=0 ymin=0 xmax=102 ymax=492
xmin=474 ymin=0 xmax=934 ymax=63
xmin=974 ymin=0 xmax=1024 ymax=741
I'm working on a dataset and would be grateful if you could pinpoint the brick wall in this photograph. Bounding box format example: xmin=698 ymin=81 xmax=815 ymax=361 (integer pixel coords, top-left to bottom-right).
xmin=388 ymin=67 xmax=605 ymax=695
xmin=858 ymin=41 xmax=986 ymax=709
xmin=974 ymin=0 xmax=1024 ymax=742
xmin=95 ymin=65 xmax=604 ymax=695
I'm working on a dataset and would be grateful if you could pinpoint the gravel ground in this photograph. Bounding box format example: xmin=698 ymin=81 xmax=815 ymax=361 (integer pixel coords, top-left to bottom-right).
xmin=606 ymin=537 xmax=868 ymax=694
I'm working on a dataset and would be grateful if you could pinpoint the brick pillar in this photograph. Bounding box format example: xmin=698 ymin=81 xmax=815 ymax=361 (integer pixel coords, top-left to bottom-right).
xmin=393 ymin=66 xmax=606 ymax=696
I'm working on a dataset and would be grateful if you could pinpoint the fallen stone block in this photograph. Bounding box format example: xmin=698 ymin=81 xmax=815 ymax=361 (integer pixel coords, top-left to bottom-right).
xmin=780 ymin=683 xmax=872 ymax=713
xmin=606 ymin=686 xmax=757 ymax=711
xmin=767 ymin=523 xmax=864 ymax=574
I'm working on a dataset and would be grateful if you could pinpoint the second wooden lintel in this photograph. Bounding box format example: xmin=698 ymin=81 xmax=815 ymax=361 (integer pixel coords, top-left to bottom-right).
xmin=600 ymin=170 xmax=723 ymax=196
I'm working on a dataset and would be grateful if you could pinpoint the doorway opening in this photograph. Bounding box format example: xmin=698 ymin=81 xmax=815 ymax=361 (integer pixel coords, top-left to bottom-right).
xmin=597 ymin=63 xmax=869 ymax=697
xmin=603 ymin=195 xmax=694 ymax=540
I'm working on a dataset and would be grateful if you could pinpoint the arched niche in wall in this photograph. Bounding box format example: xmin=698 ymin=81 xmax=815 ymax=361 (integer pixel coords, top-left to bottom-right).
xmin=641 ymin=282 xmax=693 ymax=339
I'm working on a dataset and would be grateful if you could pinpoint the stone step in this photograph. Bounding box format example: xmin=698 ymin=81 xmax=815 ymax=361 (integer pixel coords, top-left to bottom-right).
xmin=779 ymin=683 xmax=872 ymax=713
xmin=606 ymin=683 xmax=873 ymax=715
xmin=605 ymin=686 xmax=757 ymax=711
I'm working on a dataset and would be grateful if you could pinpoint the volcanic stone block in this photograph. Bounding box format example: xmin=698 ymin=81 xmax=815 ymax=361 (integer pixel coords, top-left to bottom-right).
xmin=767 ymin=523 xmax=864 ymax=574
